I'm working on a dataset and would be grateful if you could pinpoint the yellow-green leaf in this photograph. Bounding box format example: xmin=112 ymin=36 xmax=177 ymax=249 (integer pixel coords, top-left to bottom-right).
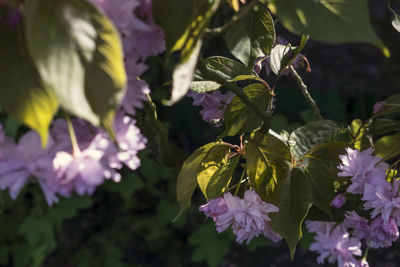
xmin=0 ymin=25 xmax=59 ymax=145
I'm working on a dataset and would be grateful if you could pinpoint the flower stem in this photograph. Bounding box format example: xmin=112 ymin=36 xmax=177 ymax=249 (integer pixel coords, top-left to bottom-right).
xmin=289 ymin=65 xmax=323 ymax=120
xmin=64 ymin=113 xmax=81 ymax=156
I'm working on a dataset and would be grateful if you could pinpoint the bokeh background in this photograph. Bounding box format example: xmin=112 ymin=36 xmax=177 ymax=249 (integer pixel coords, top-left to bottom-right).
xmin=1 ymin=0 xmax=400 ymax=266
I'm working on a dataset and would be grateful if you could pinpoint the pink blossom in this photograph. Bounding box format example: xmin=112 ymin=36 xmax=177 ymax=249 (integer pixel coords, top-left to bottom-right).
xmin=331 ymin=194 xmax=346 ymax=208
xmin=53 ymin=133 xmax=121 ymax=197
xmin=369 ymin=217 xmax=399 ymax=248
xmin=199 ymin=197 xmax=227 ymax=217
xmin=372 ymin=101 xmax=385 ymax=114
xmin=120 ymin=60 xmax=149 ymax=115
xmin=114 ymin=111 xmax=147 ymax=170
xmin=306 ymin=221 xmax=362 ymax=267
xmin=199 ymin=190 xmax=281 ymax=244
xmin=357 ymin=259 xmax=369 ymax=267
xmin=338 ymin=148 xmax=389 ymax=194
xmin=0 ymin=131 xmax=58 ymax=204
xmin=188 ymin=91 xmax=234 ymax=126
xmin=343 ymin=211 xmax=370 ymax=240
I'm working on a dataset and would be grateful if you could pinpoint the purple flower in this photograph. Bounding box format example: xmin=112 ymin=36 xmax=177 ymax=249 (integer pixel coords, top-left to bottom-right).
xmin=0 ymin=131 xmax=58 ymax=204
xmin=114 ymin=110 xmax=147 ymax=170
xmin=343 ymin=211 xmax=370 ymax=240
xmin=338 ymin=148 xmax=389 ymax=194
xmin=306 ymin=221 xmax=362 ymax=267
xmin=331 ymin=194 xmax=346 ymax=208
xmin=120 ymin=60 xmax=149 ymax=115
xmin=357 ymin=259 xmax=369 ymax=267
xmin=188 ymin=90 xmax=234 ymax=126
xmin=53 ymin=133 xmax=121 ymax=197
xmin=199 ymin=190 xmax=281 ymax=244
xmin=199 ymin=197 xmax=227 ymax=217
xmin=369 ymin=216 xmax=399 ymax=248
xmin=372 ymin=101 xmax=385 ymax=114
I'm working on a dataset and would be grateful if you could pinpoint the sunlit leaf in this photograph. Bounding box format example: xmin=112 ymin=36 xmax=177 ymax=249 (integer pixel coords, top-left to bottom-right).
xmin=0 ymin=25 xmax=58 ymax=145
xmin=175 ymin=142 xmax=229 ymax=220
xmin=24 ymin=0 xmax=126 ymax=129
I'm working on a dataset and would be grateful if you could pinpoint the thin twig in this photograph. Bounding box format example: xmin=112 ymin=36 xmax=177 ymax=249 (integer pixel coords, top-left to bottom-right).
xmin=205 ymin=0 xmax=259 ymax=35
xmin=289 ymin=65 xmax=323 ymax=120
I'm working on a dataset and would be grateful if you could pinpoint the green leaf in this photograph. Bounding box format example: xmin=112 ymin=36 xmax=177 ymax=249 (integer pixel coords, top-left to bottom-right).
xmin=224 ymin=3 xmax=275 ymax=66
xmin=269 ymin=167 xmax=313 ymax=259
xmin=0 ymin=25 xmax=58 ymax=145
xmin=153 ymin=0 xmax=195 ymax=51
xmin=304 ymin=142 xmax=348 ymax=216
xmin=24 ymin=0 xmax=126 ymax=128
xmin=350 ymin=119 xmax=369 ymax=150
xmin=172 ymin=0 xmax=220 ymax=61
xmin=223 ymin=83 xmax=270 ymax=136
xmin=205 ymin=156 xmax=239 ymax=200
xmin=83 ymin=7 xmax=127 ymax=132
xmin=229 ymin=74 xmax=262 ymax=83
xmin=165 ymin=40 xmax=202 ymax=105
xmin=369 ymin=119 xmax=400 ymax=136
xmin=188 ymin=223 xmax=231 ymax=267
xmin=268 ymin=0 xmax=384 ymax=48
xmin=197 ymin=145 xmax=231 ymax=200
xmin=190 ymin=81 xmax=222 ymax=93
xmin=175 ymin=142 xmax=229 ymax=220
xmin=201 ymin=56 xmax=257 ymax=81
xmin=375 ymin=132 xmax=400 ymax=161
xmin=270 ymin=35 xmax=308 ymax=76
xmin=305 ymin=141 xmax=348 ymax=164
xmin=289 ymin=120 xmax=340 ymax=160
xmin=246 ymin=133 xmax=292 ymax=201
xmin=303 ymin=159 xmax=335 ymax=216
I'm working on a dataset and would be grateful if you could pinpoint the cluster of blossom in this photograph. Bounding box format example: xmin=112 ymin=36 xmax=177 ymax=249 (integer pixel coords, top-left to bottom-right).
xmin=254 ymin=37 xmax=306 ymax=76
xmin=187 ymin=90 xmax=234 ymax=126
xmin=0 ymin=0 xmax=165 ymax=204
xmin=199 ymin=190 xmax=282 ymax=244
xmin=306 ymin=148 xmax=400 ymax=267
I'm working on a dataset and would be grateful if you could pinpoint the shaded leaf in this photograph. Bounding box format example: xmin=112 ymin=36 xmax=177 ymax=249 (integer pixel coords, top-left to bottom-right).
xmin=172 ymin=0 xmax=220 ymax=61
xmin=375 ymin=132 xmax=400 ymax=161
xmin=223 ymin=83 xmax=270 ymax=136
xmin=289 ymin=120 xmax=340 ymax=160
xmin=269 ymin=167 xmax=313 ymax=259
xmin=153 ymin=0 xmax=195 ymax=51
xmin=224 ymin=3 xmax=275 ymax=66
xmin=303 ymin=159 xmax=336 ymax=217
xmin=268 ymin=0 xmax=384 ymax=48
xmin=0 ymin=25 xmax=58 ymax=145
xmin=188 ymin=223 xmax=231 ymax=267
xmin=201 ymin=56 xmax=257 ymax=81
xmin=369 ymin=119 xmax=400 ymax=136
